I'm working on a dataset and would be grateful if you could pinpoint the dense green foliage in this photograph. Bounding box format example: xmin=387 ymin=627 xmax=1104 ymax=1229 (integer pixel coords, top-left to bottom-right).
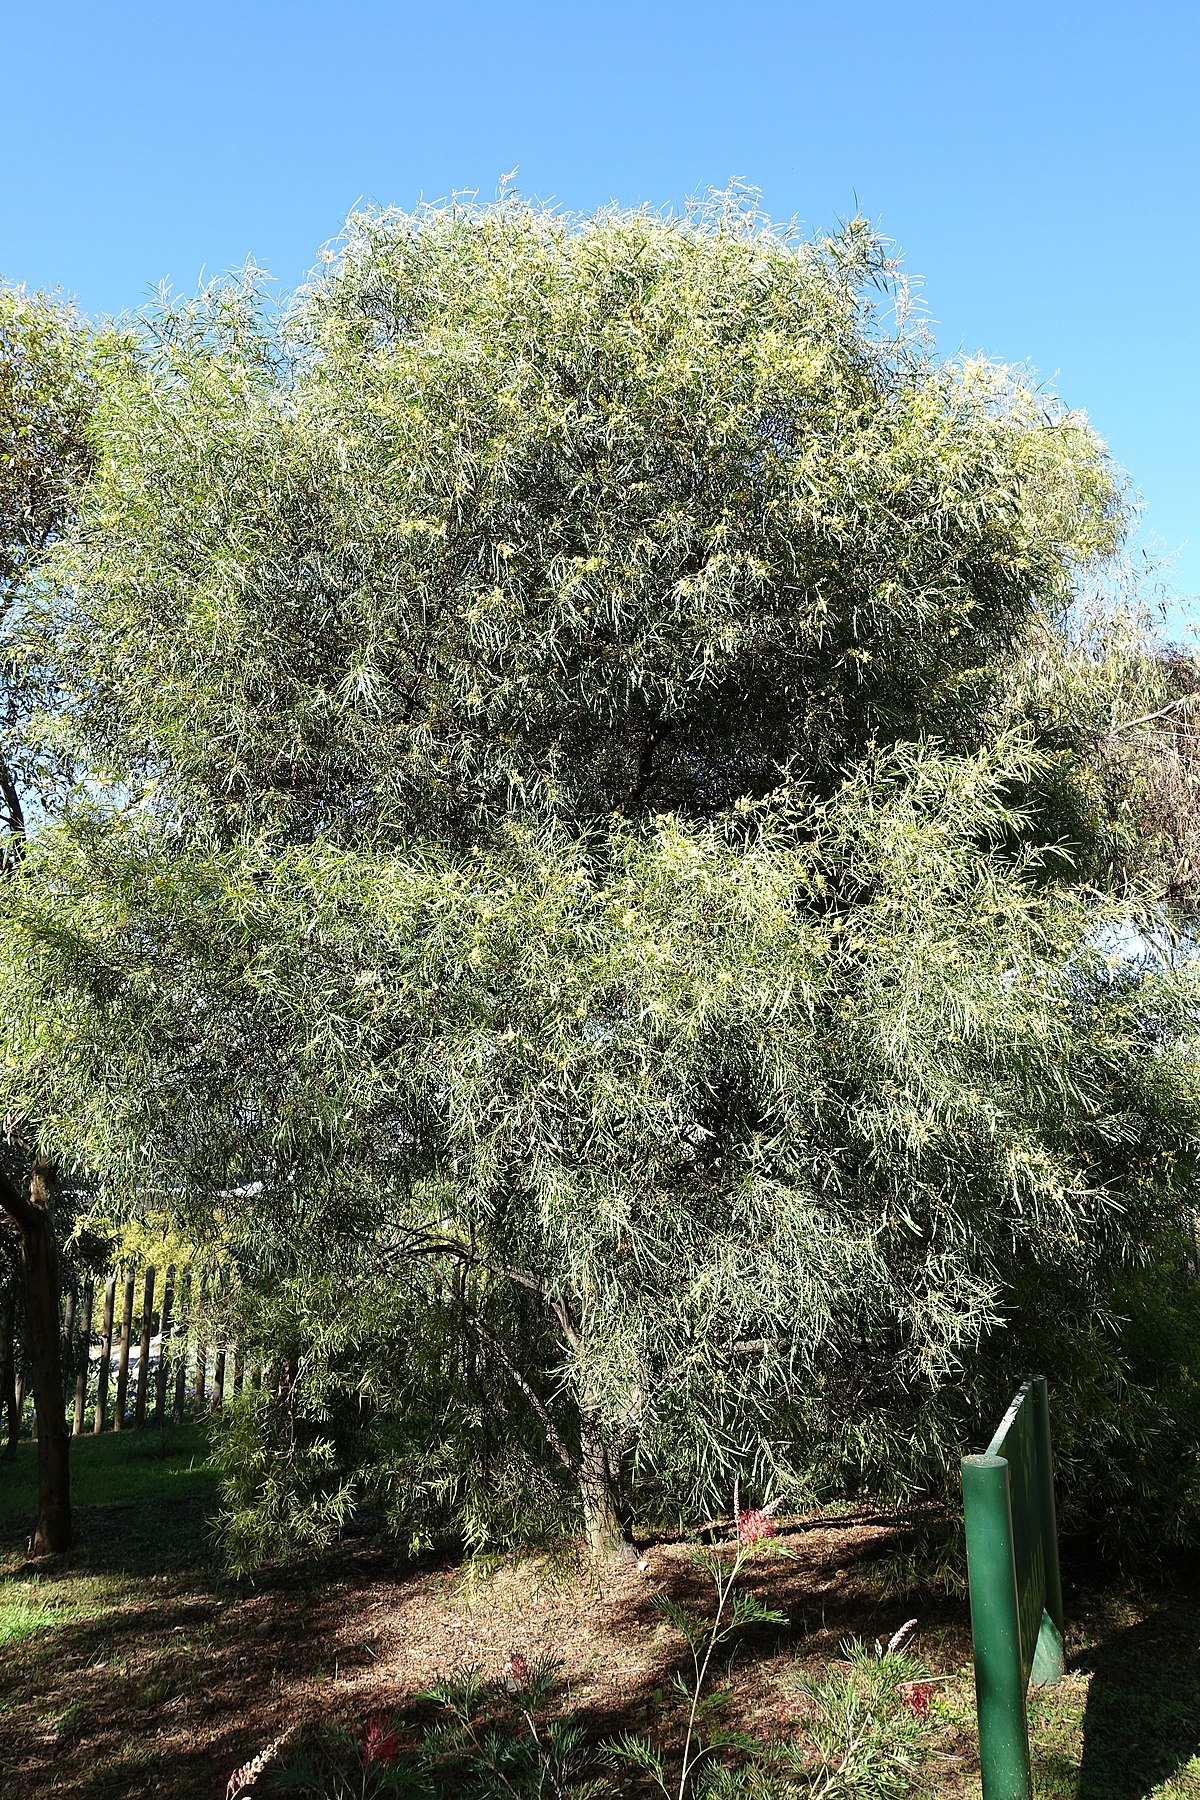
xmin=2 ymin=196 xmax=1197 ymax=1563
xmin=0 ymin=283 xmax=97 ymax=833
xmin=43 ymin=195 xmax=1118 ymax=835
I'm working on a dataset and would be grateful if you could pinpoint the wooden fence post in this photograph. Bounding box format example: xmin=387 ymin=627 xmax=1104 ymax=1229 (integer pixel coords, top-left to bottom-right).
xmin=212 ymin=1268 xmax=227 ymax=1410
xmin=60 ymin=1283 xmax=76 ymax=1411
xmin=1 ymin=1279 xmax=17 ymax=1455
xmin=114 ymin=1268 xmax=136 ymax=1431
xmin=173 ymin=1267 xmax=191 ymax=1424
xmin=193 ymin=1270 xmax=208 ymax=1414
xmin=155 ymin=1266 xmax=175 ymax=1426
xmin=93 ymin=1272 xmax=116 ymax=1434
xmin=134 ymin=1266 xmax=156 ymax=1425
xmin=73 ymin=1278 xmax=93 ymax=1436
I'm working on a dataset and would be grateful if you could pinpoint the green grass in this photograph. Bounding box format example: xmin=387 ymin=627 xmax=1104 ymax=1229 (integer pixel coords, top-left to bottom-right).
xmin=0 ymin=1594 xmax=75 ymax=1645
xmin=0 ymin=1418 xmax=216 ymax=1530
xmin=0 ymin=1422 xmax=222 ymax=1677
xmin=929 ymin=1587 xmax=1200 ymax=1799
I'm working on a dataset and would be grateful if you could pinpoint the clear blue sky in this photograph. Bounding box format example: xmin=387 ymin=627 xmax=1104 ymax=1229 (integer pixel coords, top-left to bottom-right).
xmin=5 ymin=1 xmax=1197 ymax=628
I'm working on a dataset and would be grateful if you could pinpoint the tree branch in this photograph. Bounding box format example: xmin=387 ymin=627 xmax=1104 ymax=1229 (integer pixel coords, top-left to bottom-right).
xmin=390 ymin=1231 xmax=550 ymax=1299
xmin=0 ymin=1162 xmax=37 ymax=1233
xmin=0 ymin=750 xmax=26 ymax=848
xmin=472 ymin=1321 xmax=579 ymax=1475
xmin=551 ymin=1292 xmax=581 ymax=1355
xmin=1109 ymin=694 xmax=1200 ymax=737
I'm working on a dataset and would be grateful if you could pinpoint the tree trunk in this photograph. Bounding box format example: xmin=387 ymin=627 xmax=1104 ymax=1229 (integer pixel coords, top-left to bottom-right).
xmin=1 ymin=1272 xmax=17 ymax=1459
xmin=134 ymin=1264 xmax=155 ymax=1425
xmin=1 ymin=1159 xmax=72 ymax=1552
xmin=578 ymin=1410 xmax=634 ymax=1560
xmin=93 ymin=1272 xmax=116 ymax=1434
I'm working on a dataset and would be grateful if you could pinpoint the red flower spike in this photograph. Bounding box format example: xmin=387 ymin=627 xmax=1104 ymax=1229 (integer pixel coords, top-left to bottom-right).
xmin=734 ymin=1494 xmax=782 ymax=1545
xmin=363 ymin=1717 xmax=402 ymax=1764
xmin=897 ymin=1680 xmax=933 ymax=1719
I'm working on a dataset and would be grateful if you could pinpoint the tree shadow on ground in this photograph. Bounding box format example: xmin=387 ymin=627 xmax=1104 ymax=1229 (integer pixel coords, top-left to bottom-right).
xmin=1075 ymin=1593 xmax=1200 ymax=1799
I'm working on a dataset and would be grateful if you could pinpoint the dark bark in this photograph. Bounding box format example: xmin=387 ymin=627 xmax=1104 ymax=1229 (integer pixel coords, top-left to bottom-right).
xmin=172 ymin=1267 xmax=191 ymax=1422
xmin=72 ymin=1279 xmax=94 ymax=1435
xmin=1 ymin=1268 xmax=18 ymax=1459
xmin=155 ymin=1266 xmax=175 ymax=1423
xmin=60 ymin=1282 xmax=76 ymax=1410
xmin=93 ymin=1272 xmax=115 ymax=1434
xmin=0 ymin=1159 xmax=72 ymax=1551
xmin=134 ymin=1264 xmax=155 ymax=1423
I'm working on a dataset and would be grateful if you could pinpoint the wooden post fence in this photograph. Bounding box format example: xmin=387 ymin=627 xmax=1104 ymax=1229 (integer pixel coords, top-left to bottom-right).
xmin=134 ymin=1265 xmax=155 ymax=1425
xmin=114 ymin=1268 xmax=136 ymax=1430
xmin=212 ymin=1267 xmax=227 ymax=1410
xmin=173 ymin=1267 xmax=191 ymax=1424
xmin=193 ymin=1269 xmax=208 ymax=1414
xmin=72 ymin=1278 xmax=93 ymax=1436
xmin=155 ymin=1265 xmax=175 ymax=1425
xmin=60 ymin=1283 xmax=76 ymax=1411
xmin=11 ymin=1258 xmax=254 ymax=1441
xmin=93 ymin=1272 xmax=116 ymax=1435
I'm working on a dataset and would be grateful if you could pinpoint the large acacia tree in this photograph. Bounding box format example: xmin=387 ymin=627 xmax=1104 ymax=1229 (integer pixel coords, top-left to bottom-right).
xmin=6 ymin=196 xmax=1199 ymax=1558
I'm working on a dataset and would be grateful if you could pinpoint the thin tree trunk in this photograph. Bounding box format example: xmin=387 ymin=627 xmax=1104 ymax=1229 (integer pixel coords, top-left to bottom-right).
xmin=134 ymin=1265 xmax=155 ymax=1425
xmin=173 ymin=1267 xmax=191 ymax=1423
xmin=578 ymin=1409 xmax=633 ymax=1560
xmin=0 ymin=1160 xmax=72 ymax=1552
xmin=60 ymin=1282 xmax=76 ymax=1410
xmin=1 ymin=1273 xmax=17 ymax=1460
xmin=155 ymin=1266 xmax=174 ymax=1425
xmin=194 ymin=1269 xmax=208 ymax=1413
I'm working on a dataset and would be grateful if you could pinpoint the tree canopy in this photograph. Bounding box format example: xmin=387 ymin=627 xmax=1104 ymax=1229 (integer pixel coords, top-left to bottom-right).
xmin=44 ymin=195 xmax=1119 ymax=836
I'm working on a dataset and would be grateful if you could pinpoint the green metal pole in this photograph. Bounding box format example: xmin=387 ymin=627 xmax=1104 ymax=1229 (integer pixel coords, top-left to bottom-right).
xmin=962 ymin=1452 xmax=1033 ymax=1800
xmin=1029 ymin=1374 xmax=1065 ymax=1685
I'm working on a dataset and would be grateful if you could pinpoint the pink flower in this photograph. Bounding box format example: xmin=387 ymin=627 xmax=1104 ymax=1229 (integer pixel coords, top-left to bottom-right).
xmin=897 ymin=1680 xmax=933 ymax=1719
xmin=735 ymin=1493 xmax=782 ymax=1545
xmin=224 ymin=1731 xmax=293 ymax=1797
xmin=363 ymin=1717 xmax=401 ymax=1764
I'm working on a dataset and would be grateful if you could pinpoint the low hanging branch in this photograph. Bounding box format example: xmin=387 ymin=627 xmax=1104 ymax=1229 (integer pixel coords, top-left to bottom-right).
xmin=470 ymin=1320 xmax=579 ymax=1477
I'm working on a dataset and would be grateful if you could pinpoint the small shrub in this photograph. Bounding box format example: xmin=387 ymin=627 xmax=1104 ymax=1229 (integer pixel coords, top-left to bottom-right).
xmin=777 ymin=1641 xmax=938 ymax=1799
xmin=607 ymin=1489 xmax=787 ymax=1799
xmin=266 ymin=1657 xmax=603 ymax=1799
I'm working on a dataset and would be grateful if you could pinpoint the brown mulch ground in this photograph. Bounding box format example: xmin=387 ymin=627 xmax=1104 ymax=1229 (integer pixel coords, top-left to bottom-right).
xmin=0 ymin=1501 xmax=973 ymax=1799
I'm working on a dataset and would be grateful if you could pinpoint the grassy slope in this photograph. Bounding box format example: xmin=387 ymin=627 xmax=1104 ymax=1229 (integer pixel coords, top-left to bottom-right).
xmin=1 ymin=1429 xmax=1198 ymax=1798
